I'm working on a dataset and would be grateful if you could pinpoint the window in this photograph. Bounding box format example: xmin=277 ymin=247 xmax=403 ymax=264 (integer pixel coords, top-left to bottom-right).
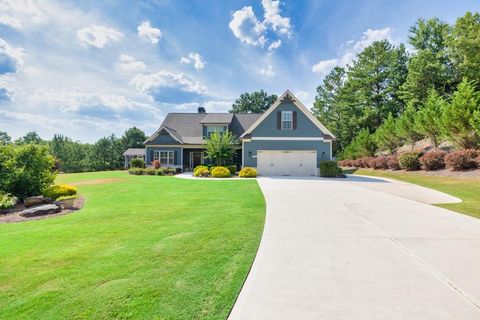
xmin=206 ymin=126 xmax=227 ymax=137
xmin=281 ymin=111 xmax=293 ymax=130
xmin=154 ymin=150 xmax=174 ymax=166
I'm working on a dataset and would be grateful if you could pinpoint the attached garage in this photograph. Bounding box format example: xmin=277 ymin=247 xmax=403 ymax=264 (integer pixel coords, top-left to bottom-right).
xmin=257 ymin=150 xmax=317 ymax=176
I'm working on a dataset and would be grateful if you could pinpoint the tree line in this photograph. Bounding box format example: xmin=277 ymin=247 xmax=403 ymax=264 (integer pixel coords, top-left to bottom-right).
xmin=312 ymin=12 xmax=480 ymax=158
xmin=0 ymin=127 xmax=147 ymax=173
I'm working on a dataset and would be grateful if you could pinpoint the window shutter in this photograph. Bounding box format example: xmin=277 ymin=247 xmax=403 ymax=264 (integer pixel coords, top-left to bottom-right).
xmin=277 ymin=111 xmax=281 ymax=129
xmin=293 ymin=111 xmax=297 ymax=130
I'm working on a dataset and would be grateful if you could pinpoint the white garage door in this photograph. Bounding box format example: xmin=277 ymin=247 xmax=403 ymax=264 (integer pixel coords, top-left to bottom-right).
xmin=257 ymin=150 xmax=317 ymax=176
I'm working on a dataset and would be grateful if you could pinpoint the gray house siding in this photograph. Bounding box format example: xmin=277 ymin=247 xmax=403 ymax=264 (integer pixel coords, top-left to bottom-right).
xmin=145 ymin=146 xmax=182 ymax=166
xmin=147 ymin=131 xmax=178 ymax=145
xmin=250 ymin=102 xmax=324 ymax=137
xmin=243 ymin=140 xmax=331 ymax=167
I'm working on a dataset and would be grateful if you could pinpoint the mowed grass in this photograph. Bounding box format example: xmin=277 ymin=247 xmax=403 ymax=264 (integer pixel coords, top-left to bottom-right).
xmin=354 ymin=169 xmax=480 ymax=219
xmin=0 ymin=171 xmax=265 ymax=319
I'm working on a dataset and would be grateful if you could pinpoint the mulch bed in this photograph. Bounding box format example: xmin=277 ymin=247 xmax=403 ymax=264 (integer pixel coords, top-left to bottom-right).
xmin=0 ymin=196 xmax=85 ymax=224
xmin=349 ymin=167 xmax=480 ymax=179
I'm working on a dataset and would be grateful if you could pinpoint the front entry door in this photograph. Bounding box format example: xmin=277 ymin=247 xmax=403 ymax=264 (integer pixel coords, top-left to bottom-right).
xmin=191 ymin=152 xmax=203 ymax=169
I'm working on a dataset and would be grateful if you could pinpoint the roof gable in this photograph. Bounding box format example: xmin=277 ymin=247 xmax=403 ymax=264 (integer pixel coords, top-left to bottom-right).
xmin=240 ymin=90 xmax=336 ymax=139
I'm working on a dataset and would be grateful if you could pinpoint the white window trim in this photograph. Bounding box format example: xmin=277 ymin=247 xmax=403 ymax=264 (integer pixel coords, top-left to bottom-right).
xmin=154 ymin=150 xmax=175 ymax=166
xmin=281 ymin=111 xmax=293 ymax=130
xmin=206 ymin=125 xmax=227 ymax=137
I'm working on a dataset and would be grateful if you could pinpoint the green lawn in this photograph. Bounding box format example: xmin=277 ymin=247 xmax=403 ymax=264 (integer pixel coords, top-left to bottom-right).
xmin=0 ymin=171 xmax=265 ymax=319
xmin=353 ymin=169 xmax=480 ymax=219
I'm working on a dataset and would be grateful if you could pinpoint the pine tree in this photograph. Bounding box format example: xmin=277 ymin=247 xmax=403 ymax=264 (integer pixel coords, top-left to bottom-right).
xmin=414 ymin=89 xmax=444 ymax=148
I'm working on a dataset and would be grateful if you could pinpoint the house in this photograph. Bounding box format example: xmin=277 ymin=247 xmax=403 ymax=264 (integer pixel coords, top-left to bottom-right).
xmin=142 ymin=90 xmax=336 ymax=176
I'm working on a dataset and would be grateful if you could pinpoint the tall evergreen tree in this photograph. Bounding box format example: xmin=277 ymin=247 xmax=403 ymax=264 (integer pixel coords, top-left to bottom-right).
xmin=372 ymin=114 xmax=401 ymax=153
xmin=229 ymin=90 xmax=277 ymax=113
xmin=415 ymin=89 xmax=445 ymax=148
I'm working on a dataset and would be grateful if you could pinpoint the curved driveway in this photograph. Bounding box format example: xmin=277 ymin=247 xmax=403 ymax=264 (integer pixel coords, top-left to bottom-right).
xmin=229 ymin=175 xmax=480 ymax=319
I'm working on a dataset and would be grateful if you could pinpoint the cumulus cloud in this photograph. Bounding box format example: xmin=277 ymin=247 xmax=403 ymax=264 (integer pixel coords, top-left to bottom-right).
xmin=229 ymin=6 xmax=266 ymax=46
xmin=130 ymin=71 xmax=208 ymax=103
xmin=312 ymin=27 xmax=393 ymax=75
xmin=0 ymin=0 xmax=49 ymax=30
xmin=257 ymin=65 xmax=275 ymax=77
xmin=0 ymin=38 xmax=25 ymax=74
xmin=268 ymin=39 xmax=282 ymax=52
xmin=261 ymin=0 xmax=291 ymax=36
xmin=118 ymin=54 xmax=146 ymax=72
xmin=137 ymin=20 xmax=162 ymax=44
xmin=179 ymin=52 xmax=205 ymax=70
xmin=77 ymin=25 xmax=124 ymax=48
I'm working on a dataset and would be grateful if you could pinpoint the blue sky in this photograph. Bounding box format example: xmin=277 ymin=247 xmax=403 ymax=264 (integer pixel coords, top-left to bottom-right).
xmin=0 ymin=0 xmax=478 ymax=142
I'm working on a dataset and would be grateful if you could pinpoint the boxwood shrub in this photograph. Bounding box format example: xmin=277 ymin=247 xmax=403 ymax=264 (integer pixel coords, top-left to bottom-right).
xmin=319 ymin=160 xmax=341 ymax=177
xmin=193 ymin=167 xmax=210 ymax=177
xmin=211 ymin=166 xmax=230 ymax=178
xmin=226 ymin=165 xmax=237 ymax=175
xmin=239 ymin=167 xmax=257 ymax=178
xmin=130 ymin=158 xmax=145 ymax=168
xmin=0 ymin=192 xmax=17 ymax=209
xmin=43 ymin=184 xmax=78 ymax=200
xmin=399 ymin=152 xmax=421 ymax=171
xmin=145 ymin=168 xmax=157 ymax=175
xmin=128 ymin=168 xmax=145 ymax=175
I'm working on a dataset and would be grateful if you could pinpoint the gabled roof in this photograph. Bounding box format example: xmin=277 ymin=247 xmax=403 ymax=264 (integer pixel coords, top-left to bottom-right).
xmin=199 ymin=113 xmax=234 ymax=124
xmin=240 ymin=90 xmax=336 ymax=140
xmin=145 ymin=112 xmax=262 ymax=145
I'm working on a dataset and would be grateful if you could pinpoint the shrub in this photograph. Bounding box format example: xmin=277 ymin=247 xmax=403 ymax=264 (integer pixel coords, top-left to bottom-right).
xmin=226 ymin=165 xmax=237 ymax=175
xmin=399 ymin=152 xmax=421 ymax=171
xmin=193 ymin=167 xmax=210 ymax=177
xmin=386 ymin=155 xmax=400 ymax=170
xmin=130 ymin=158 xmax=145 ymax=168
xmin=175 ymin=167 xmax=183 ymax=173
xmin=364 ymin=157 xmax=377 ymax=168
xmin=371 ymin=156 xmax=388 ymax=170
xmin=156 ymin=169 xmax=164 ymax=176
xmin=128 ymin=168 xmax=145 ymax=175
xmin=239 ymin=167 xmax=257 ymax=178
xmin=145 ymin=168 xmax=157 ymax=175
xmin=211 ymin=166 xmax=231 ymax=178
xmin=444 ymin=149 xmax=478 ymax=171
xmin=0 ymin=144 xmax=56 ymax=200
xmin=165 ymin=167 xmax=175 ymax=175
xmin=476 ymin=156 xmax=480 ymax=168
xmin=320 ymin=160 xmax=341 ymax=177
xmin=151 ymin=160 xmax=160 ymax=169
xmin=0 ymin=192 xmax=17 ymax=209
xmin=194 ymin=165 xmax=209 ymax=172
xmin=43 ymin=184 xmax=78 ymax=200
xmin=419 ymin=150 xmax=447 ymax=171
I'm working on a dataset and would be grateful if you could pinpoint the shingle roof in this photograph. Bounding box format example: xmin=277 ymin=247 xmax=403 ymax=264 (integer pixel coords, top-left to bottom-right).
xmin=147 ymin=113 xmax=262 ymax=145
xmin=199 ymin=113 xmax=234 ymax=124
xmin=122 ymin=148 xmax=145 ymax=156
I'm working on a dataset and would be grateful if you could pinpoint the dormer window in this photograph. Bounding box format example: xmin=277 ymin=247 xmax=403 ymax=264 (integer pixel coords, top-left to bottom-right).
xmin=206 ymin=125 xmax=227 ymax=138
xmin=281 ymin=111 xmax=293 ymax=130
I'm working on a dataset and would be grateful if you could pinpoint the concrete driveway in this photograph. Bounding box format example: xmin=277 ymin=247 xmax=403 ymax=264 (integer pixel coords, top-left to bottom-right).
xmin=229 ymin=175 xmax=480 ymax=319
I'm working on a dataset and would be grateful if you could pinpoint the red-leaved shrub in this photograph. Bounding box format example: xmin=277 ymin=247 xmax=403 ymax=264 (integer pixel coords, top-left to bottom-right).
xmin=364 ymin=157 xmax=376 ymax=168
xmin=152 ymin=160 xmax=160 ymax=169
xmin=386 ymin=155 xmax=400 ymax=170
xmin=419 ymin=150 xmax=447 ymax=171
xmin=444 ymin=149 xmax=478 ymax=171
xmin=371 ymin=156 xmax=388 ymax=169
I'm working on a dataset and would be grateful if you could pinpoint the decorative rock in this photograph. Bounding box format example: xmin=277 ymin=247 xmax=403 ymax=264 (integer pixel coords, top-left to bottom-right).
xmin=24 ymin=196 xmax=54 ymax=208
xmin=20 ymin=204 xmax=61 ymax=218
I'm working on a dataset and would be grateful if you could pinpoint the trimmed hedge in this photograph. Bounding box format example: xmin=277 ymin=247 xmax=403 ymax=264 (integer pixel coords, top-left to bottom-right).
xmin=386 ymin=155 xmax=400 ymax=170
xmin=371 ymin=156 xmax=388 ymax=169
xmin=128 ymin=168 xmax=145 ymax=175
xmin=239 ymin=167 xmax=257 ymax=178
xmin=319 ymin=160 xmax=341 ymax=177
xmin=194 ymin=167 xmax=210 ymax=177
xmin=445 ymin=149 xmax=478 ymax=171
xmin=145 ymin=168 xmax=157 ymax=175
xmin=211 ymin=166 xmax=231 ymax=178
xmin=43 ymin=184 xmax=78 ymax=200
xmin=194 ymin=165 xmax=209 ymax=172
xmin=226 ymin=165 xmax=237 ymax=175
xmin=130 ymin=158 xmax=145 ymax=168
xmin=420 ymin=150 xmax=446 ymax=171
xmin=399 ymin=152 xmax=421 ymax=171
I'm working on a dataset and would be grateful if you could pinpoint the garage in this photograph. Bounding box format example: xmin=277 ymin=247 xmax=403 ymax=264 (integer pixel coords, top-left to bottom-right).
xmin=256 ymin=150 xmax=317 ymax=176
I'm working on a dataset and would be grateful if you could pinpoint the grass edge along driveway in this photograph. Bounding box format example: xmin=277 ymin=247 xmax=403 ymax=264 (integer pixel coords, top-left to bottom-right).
xmin=0 ymin=171 xmax=265 ymax=320
xmin=353 ymin=169 xmax=480 ymax=219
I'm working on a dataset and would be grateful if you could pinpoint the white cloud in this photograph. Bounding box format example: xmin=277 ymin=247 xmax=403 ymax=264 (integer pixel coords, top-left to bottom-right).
xmin=179 ymin=52 xmax=205 ymax=69
xmin=77 ymin=25 xmax=124 ymax=48
xmin=0 ymin=14 xmax=23 ymax=30
xmin=130 ymin=70 xmax=208 ymax=95
xmin=119 ymin=54 xmax=146 ymax=72
xmin=268 ymin=39 xmax=282 ymax=52
xmin=295 ymin=90 xmax=309 ymax=101
xmin=137 ymin=20 xmax=162 ymax=44
xmin=229 ymin=6 xmax=266 ymax=46
xmin=0 ymin=0 xmax=49 ymax=30
xmin=257 ymin=65 xmax=275 ymax=77
xmin=312 ymin=27 xmax=393 ymax=75
xmin=0 ymin=38 xmax=25 ymax=74
xmin=312 ymin=58 xmax=338 ymax=74
xmin=261 ymin=0 xmax=291 ymax=36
